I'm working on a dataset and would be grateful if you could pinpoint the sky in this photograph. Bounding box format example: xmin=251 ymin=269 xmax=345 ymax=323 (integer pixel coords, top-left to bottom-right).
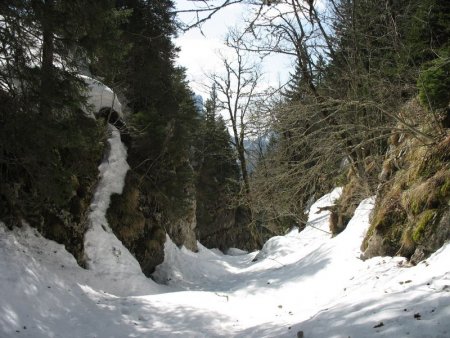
xmin=173 ymin=0 xmax=294 ymax=98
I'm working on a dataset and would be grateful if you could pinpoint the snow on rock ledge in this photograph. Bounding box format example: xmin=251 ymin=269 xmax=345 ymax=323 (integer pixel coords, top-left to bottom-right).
xmin=80 ymin=75 xmax=123 ymax=118
xmin=84 ymin=125 xmax=159 ymax=296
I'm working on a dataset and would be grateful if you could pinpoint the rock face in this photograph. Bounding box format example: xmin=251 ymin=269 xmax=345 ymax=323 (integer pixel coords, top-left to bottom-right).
xmin=107 ymin=173 xmax=165 ymax=276
xmin=361 ymin=112 xmax=449 ymax=263
xmin=196 ymin=205 xmax=236 ymax=251
xmin=107 ymin=169 xmax=199 ymax=275
xmin=196 ymin=204 xmax=260 ymax=252
xmin=410 ymin=209 xmax=450 ymax=264
xmin=34 ymin=180 xmax=96 ymax=267
xmin=0 ymin=110 xmax=105 ymax=267
xmin=165 ymin=182 xmax=198 ymax=252
xmin=360 ymin=232 xmax=389 ymax=259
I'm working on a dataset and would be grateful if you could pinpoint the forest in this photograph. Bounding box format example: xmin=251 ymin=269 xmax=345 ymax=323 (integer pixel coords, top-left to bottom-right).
xmin=0 ymin=0 xmax=449 ymax=336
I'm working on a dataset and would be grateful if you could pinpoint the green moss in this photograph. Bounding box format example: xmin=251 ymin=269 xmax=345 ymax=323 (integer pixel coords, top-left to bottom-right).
xmin=334 ymin=171 xmax=348 ymax=187
xmin=402 ymin=192 xmax=423 ymax=215
xmin=362 ymin=224 xmax=375 ymax=250
xmin=151 ymin=227 xmax=166 ymax=244
xmin=371 ymin=192 xmax=407 ymax=233
xmin=413 ymin=209 xmax=437 ymax=242
xmin=402 ymin=181 xmax=435 ymax=215
xmin=399 ymin=226 xmax=415 ymax=257
xmin=410 ymin=199 xmax=422 ymax=215
xmin=146 ymin=239 xmax=162 ymax=253
xmin=388 ymin=223 xmax=407 ymax=253
xmin=418 ymin=157 xmax=440 ymax=179
xmin=417 ymin=139 xmax=450 ymax=181
xmin=367 ymin=190 xmax=408 ymax=254
xmin=440 ymin=177 xmax=450 ymax=198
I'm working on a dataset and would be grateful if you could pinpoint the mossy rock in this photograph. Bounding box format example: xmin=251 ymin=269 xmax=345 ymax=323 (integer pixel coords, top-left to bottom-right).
xmin=371 ymin=191 xmax=407 ymax=233
xmin=1 ymin=111 xmax=105 ymax=266
xmin=146 ymin=239 xmax=162 ymax=253
xmin=363 ymin=123 xmax=449 ymax=262
xmin=417 ymin=137 xmax=450 ymax=178
xmin=108 ymin=173 xmax=147 ymax=245
xmin=150 ymin=226 xmax=166 ymax=244
xmin=46 ymin=215 xmax=68 ymax=244
xmin=118 ymin=213 xmax=146 ymax=243
xmin=106 ymin=171 xmax=170 ymax=275
xmin=398 ymin=227 xmax=416 ymax=257
xmin=441 ymin=180 xmax=450 ymax=199
xmin=401 ymin=175 xmax=444 ymax=215
xmin=413 ymin=209 xmax=438 ymax=243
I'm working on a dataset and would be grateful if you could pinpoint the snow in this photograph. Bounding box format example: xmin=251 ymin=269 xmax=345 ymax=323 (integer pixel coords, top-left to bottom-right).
xmin=1 ymin=135 xmax=449 ymax=338
xmin=80 ymin=75 xmax=123 ymax=117
xmin=84 ymin=125 xmax=163 ymax=297
xmin=226 ymin=248 xmax=249 ymax=256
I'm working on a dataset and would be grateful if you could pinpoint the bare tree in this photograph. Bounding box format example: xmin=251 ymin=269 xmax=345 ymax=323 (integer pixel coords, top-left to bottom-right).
xmin=236 ymin=0 xmax=337 ymax=96
xmin=208 ymin=30 xmax=262 ymax=200
xmin=173 ymin=0 xmax=258 ymax=32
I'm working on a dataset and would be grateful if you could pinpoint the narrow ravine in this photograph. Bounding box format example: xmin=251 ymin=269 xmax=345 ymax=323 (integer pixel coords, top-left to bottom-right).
xmin=0 ymin=139 xmax=449 ymax=337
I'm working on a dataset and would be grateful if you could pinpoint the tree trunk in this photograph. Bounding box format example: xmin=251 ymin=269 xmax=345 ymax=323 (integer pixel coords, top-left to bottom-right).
xmin=237 ymin=143 xmax=250 ymax=197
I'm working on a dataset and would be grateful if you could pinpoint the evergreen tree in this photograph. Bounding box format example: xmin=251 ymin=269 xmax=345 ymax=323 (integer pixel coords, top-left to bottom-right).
xmin=0 ymin=0 xmax=126 ymax=115
xmin=283 ymin=55 xmax=326 ymax=102
xmin=197 ymin=89 xmax=239 ymax=187
xmin=194 ymin=87 xmax=240 ymax=244
xmin=113 ymin=0 xmax=199 ymax=226
xmin=405 ymin=0 xmax=450 ymax=64
xmin=282 ymin=63 xmax=305 ymax=102
xmin=0 ymin=0 xmax=127 ymax=262
xmin=115 ymin=0 xmax=177 ymax=114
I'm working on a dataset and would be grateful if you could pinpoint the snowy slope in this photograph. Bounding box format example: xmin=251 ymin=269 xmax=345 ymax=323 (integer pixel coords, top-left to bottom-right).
xmin=0 ymin=128 xmax=449 ymax=337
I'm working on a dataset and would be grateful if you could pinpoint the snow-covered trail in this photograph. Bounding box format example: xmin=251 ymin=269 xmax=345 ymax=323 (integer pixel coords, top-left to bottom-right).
xmin=0 ymin=127 xmax=449 ymax=337
xmin=151 ymin=195 xmax=450 ymax=338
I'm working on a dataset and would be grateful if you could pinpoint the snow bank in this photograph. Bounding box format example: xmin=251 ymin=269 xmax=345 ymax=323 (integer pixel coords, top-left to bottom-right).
xmin=152 ymin=236 xmax=255 ymax=291
xmin=226 ymin=248 xmax=249 ymax=256
xmin=0 ymin=222 xmax=171 ymax=338
xmin=254 ymin=186 xmax=342 ymax=262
